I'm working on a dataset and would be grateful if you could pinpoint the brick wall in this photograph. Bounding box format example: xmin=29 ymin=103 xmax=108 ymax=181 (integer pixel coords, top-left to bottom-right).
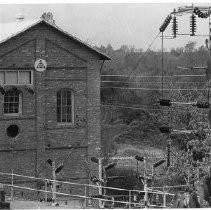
xmin=0 ymin=22 xmax=105 ymax=201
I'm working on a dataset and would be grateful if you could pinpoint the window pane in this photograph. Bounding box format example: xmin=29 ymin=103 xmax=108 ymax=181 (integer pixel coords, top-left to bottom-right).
xmin=19 ymin=71 xmax=31 ymax=84
xmin=62 ymin=91 xmax=67 ymax=105
xmin=9 ymin=103 xmax=13 ymax=112
xmin=0 ymin=72 xmax=4 ymax=85
xmin=67 ymin=107 xmax=71 ymax=115
xmin=67 ymin=115 xmax=72 ymax=122
xmin=4 ymin=90 xmax=19 ymax=114
xmin=62 ymin=107 xmax=66 ymax=119
xmin=14 ymin=106 xmax=18 ymax=113
xmin=57 ymin=92 xmax=61 ymax=105
xmin=57 ymin=107 xmax=61 ymax=122
xmin=57 ymin=90 xmax=73 ymax=123
xmin=5 ymin=71 xmax=18 ymax=84
xmin=67 ymin=92 xmax=72 ymax=105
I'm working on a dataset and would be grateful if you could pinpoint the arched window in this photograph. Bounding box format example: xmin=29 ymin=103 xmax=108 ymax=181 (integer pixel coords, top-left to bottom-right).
xmin=57 ymin=89 xmax=74 ymax=123
xmin=4 ymin=89 xmax=22 ymax=115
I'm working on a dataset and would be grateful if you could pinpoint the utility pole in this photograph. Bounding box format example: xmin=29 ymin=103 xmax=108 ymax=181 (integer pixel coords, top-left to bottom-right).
xmin=151 ymin=165 xmax=154 ymax=190
xmin=52 ymin=161 xmax=56 ymax=202
xmin=47 ymin=159 xmax=63 ymax=203
xmin=143 ymin=158 xmax=148 ymax=209
xmin=167 ymin=138 xmax=171 ymax=168
xmin=98 ymin=158 xmax=103 ymax=208
xmin=90 ymin=157 xmax=116 ymax=208
xmin=45 ymin=179 xmax=47 ymax=202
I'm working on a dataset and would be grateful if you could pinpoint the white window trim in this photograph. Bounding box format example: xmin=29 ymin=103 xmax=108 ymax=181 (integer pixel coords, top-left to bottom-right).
xmin=57 ymin=90 xmax=75 ymax=125
xmin=3 ymin=91 xmax=22 ymax=116
xmin=0 ymin=70 xmax=33 ymax=86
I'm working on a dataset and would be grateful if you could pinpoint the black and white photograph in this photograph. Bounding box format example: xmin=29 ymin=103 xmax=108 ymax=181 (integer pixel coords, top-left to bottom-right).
xmin=0 ymin=0 xmax=211 ymax=209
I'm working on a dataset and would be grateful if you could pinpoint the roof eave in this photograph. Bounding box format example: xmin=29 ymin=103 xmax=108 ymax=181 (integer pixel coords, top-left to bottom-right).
xmin=0 ymin=18 xmax=111 ymax=61
xmin=41 ymin=19 xmax=111 ymax=60
xmin=0 ymin=19 xmax=42 ymax=46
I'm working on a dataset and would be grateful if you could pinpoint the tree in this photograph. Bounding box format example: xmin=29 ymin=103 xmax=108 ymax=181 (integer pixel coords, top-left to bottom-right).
xmin=120 ymin=45 xmax=130 ymax=54
xmin=170 ymin=47 xmax=184 ymax=56
xmin=106 ymin=44 xmax=114 ymax=56
xmin=184 ymin=41 xmax=196 ymax=53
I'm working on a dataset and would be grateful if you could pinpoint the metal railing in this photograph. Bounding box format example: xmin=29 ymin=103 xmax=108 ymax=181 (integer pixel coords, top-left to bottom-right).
xmin=0 ymin=171 xmax=176 ymax=208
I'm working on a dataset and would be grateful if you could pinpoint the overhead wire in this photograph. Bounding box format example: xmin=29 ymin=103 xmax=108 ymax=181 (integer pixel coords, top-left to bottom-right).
xmin=101 ymin=86 xmax=209 ymax=91
xmin=101 ymin=10 xmax=210 ymax=136
xmin=127 ymin=32 xmax=161 ymax=78
xmin=101 ymin=74 xmax=206 ymax=78
xmin=101 ymin=105 xmax=207 ymax=119
xmin=102 ymin=103 xmax=162 ymax=111
xmin=101 ymin=103 xmax=208 ymax=115
xmin=101 ymin=80 xmax=207 ymax=84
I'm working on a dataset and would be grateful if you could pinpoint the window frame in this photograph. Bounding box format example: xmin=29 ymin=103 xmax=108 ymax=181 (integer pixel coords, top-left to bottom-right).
xmin=0 ymin=70 xmax=33 ymax=86
xmin=57 ymin=89 xmax=74 ymax=125
xmin=3 ymin=89 xmax=22 ymax=116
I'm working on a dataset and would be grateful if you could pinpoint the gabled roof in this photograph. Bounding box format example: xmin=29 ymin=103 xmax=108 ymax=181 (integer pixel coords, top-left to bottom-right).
xmin=0 ymin=18 xmax=110 ymax=60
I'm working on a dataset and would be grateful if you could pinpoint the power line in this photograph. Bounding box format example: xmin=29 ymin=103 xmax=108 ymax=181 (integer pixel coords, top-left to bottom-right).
xmin=101 ymin=86 xmax=209 ymax=91
xmin=101 ymin=80 xmax=207 ymax=84
xmin=128 ymin=32 xmax=161 ymax=77
xmin=101 ymin=103 xmax=161 ymax=111
xmin=101 ymin=103 xmax=208 ymax=116
xmin=101 ymin=74 xmax=206 ymax=78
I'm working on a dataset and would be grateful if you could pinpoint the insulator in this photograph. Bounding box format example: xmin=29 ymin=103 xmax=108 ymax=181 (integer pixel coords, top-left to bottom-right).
xmin=194 ymin=7 xmax=209 ymax=19
xmin=167 ymin=142 xmax=171 ymax=167
xmin=193 ymin=101 xmax=209 ymax=109
xmin=153 ymin=159 xmax=166 ymax=168
xmin=204 ymin=13 xmax=209 ymax=18
xmin=190 ymin=14 xmax=196 ymax=36
xmin=159 ymin=99 xmax=172 ymax=106
xmin=91 ymin=157 xmax=99 ymax=163
xmin=159 ymin=126 xmax=171 ymax=134
xmin=135 ymin=155 xmax=144 ymax=162
xmin=55 ymin=163 xmax=64 ymax=174
xmin=193 ymin=7 xmax=198 ymax=14
xmin=47 ymin=159 xmax=53 ymax=166
xmin=104 ymin=162 xmax=116 ymax=171
xmin=172 ymin=16 xmax=178 ymax=38
xmin=198 ymin=12 xmax=203 ymax=18
xmin=159 ymin=15 xmax=172 ymax=32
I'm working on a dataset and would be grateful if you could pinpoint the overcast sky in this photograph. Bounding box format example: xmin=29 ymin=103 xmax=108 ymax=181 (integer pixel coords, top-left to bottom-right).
xmin=0 ymin=2 xmax=210 ymax=51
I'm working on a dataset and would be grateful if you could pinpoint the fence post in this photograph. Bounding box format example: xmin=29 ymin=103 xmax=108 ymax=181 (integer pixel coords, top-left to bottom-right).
xmin=84 ymin=185 xmax=87 ymax=208
xmin=144 ymin=187 xmax=148 ymax=209
xmin=99 ymin=158 xmax=103 ymax=208
xmin=163 ymin=187 xmax=166 ymax=208
xmin=144 ymin=158 xmax=148 ymax=209
xmin=129 ymin=190 xmax=131 ymax=209
xmin=52 ymin=161 xmax=56 ymax=202
xmin=11 ymin=170 xmax=13 ymax=200
xmin=45 ymin=179 xmax=47 ymax=202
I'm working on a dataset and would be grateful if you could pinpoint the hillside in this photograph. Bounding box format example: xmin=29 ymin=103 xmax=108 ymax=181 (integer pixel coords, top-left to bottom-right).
xmin=99 ymin=42 xmax=211 ymax=191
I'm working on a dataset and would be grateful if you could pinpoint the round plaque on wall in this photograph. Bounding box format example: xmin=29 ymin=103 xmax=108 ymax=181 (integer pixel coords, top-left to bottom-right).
xmin=34 ymin=59 xmax=47 ymax=72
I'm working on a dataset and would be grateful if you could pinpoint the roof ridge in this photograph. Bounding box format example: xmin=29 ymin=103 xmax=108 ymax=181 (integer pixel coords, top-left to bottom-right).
xmin=41 ymin=19 xmax=110 ymax=60
xmin=0 ymin=18 xmax=110 ymax=60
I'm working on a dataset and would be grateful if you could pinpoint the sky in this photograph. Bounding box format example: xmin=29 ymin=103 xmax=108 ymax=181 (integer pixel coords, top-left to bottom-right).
xmin=0 ymin=1 xmax=210 ymax=51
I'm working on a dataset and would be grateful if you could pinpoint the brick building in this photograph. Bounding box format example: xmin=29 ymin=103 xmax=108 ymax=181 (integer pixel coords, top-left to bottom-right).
xmin=0 ymin=14 xmax=110 ymax=199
